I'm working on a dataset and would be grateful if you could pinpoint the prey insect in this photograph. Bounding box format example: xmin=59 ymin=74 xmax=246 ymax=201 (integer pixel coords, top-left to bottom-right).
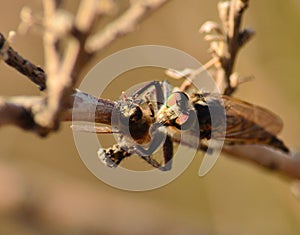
xmin=74 ymin=80 xmax=289 ymax=170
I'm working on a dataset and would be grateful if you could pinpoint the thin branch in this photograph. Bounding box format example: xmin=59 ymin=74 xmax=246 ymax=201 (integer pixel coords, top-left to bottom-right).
xmin=85 ymin=0 xmax=169 ymax=53
xmin=0 ymin=0 xmax=169 ymax=136
xmin=0 ymin=96 xmax=48 ymax=136
xmin=63 ymin=89 xmax=114 ymax=125
xmin=0 ymin=97 xmax=35 ymax=129
xmin=0 ymin=33 xmax=46 ymax=90
xmin=37 ymin=0 xmax=169 ymax=133
xmin=223 ymin=146 xmax=300 ymax=179
xmin=42 ymin=0 xmax=60 ymax=76
xmin=0 ymin=90 xmax=114 ymax=136
xmin=200 ymin=0 xmax=254 ymax=95
xmin=222 ymin=0 xmax=250 ymax=95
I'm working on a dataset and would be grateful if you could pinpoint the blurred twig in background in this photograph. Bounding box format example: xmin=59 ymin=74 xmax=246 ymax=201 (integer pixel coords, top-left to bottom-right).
xmin=0 ymin=0 xmax=169 ymax=136
xmin=178 ymin=0 xmax=254 ymax=94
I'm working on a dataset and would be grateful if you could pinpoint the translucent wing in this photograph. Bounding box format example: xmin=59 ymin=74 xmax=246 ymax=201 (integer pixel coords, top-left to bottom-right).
xmin=189 ymin=92 xmax=285 ymax=147
xmin=221 ymin=95 xmax=283 ymax=136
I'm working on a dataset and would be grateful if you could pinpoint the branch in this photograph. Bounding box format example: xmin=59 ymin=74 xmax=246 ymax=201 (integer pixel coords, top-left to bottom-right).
xmin=86 ymin=0 xmax=169 ymax=53
xmin=0 ymin=0 xmax=170 ymax=136
xmin=63 ymin=89 xmax=114 ymax=125
xmin=199 ymin=0 xmax=254 ymax=95
xmin=0 ymin=32 xmax=46 ymax=90
xmin=223 ymin=146 xmax=300 ymax=179
xmin=0 ymin=97 xmax=37 ymax=130
xmin=37 ymin=0 xmax=169 ymax=132
xmin=0 ymin=90 xmax=114 ymax=136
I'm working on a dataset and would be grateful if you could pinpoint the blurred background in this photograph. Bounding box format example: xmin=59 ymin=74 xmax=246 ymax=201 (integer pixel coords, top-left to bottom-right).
xmin=0 ymin=0 xmax=300 ymax=234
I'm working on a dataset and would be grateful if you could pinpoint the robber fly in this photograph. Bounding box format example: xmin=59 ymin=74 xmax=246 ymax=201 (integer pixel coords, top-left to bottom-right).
xmin=77 ymin=80 xmax=289 ymax=171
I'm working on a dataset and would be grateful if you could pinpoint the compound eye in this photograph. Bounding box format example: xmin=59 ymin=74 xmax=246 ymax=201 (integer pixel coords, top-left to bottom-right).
xmin=166 ymin=92 xmax=189 ymax=110
xmin=175 ymin=110 xmax=196 ymax=130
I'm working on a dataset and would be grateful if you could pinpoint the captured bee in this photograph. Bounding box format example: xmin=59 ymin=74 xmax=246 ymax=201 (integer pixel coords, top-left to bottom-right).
xmin=81 ymin=81 xmax=289 ymax=171
xmin=157 ymin=91 xmax=289 ymax=154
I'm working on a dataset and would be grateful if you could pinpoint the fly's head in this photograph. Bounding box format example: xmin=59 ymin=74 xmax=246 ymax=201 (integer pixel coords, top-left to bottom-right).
xmin=157 ymin=91 xmax=196 ymax=130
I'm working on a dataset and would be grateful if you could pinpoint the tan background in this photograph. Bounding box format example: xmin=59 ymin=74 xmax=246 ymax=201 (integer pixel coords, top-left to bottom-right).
xmin=0 ymin=0 xmax=300 ymax=234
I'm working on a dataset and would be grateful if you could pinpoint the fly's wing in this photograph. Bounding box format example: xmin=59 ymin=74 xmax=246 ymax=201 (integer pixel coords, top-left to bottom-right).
xmin=169 ymin=92 xmax=288 ymax=152
xmin=221 ymin=95 xmax=283 ymax=137
xmin=190 ymin=92 xmax=285 ymax=146
xmin=220 ymin=95 xmax=289 ymax=152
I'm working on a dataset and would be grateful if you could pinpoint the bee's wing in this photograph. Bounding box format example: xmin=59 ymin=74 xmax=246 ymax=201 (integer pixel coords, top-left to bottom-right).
xmin=221 ymin=95 xmax=283 ymax=137
xmin=170 ymin=93 xmax=286 ymax=152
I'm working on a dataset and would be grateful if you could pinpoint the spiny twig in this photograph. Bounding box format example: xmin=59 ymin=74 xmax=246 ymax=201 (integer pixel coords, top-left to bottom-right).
xmin=0 ymin=32 xmax=46 ymax=90
xmin=86 ymin=0 xmax=169 ymax=53
xmin=200 ymin=0 xmax=254 ymax=95
xmin=0 ymin=0 xmax=169 ymax=136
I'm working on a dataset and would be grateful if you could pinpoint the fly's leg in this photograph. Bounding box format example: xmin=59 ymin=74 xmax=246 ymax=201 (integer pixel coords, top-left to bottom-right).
xmin=142 ymin=92 xmax=156 ymax=117
xmin=199 ymin=142 xmax=208 ymax=152
xmin=97 ymin=144 xmax=162 ymax=169
xmin=134 ymin=126 xmax=175 ymax=171
xmin=134 ymin=134 xmax=173 ymax=171
xmin=97 ymin=131 xmax=172 ymax=170
xmin=133 ymin=125 xmax=168 ymax=169
xmin=132 ymin=81 xmax=165 ymax=108
xmin=199 ymin=140 xmax=214 ymax=154
xmin=134 ymin=125 xmax=166 ymax=156
xmin=97 ymin=144 xmax=131 ymax=168
xmin=140 ymin=155 xmax=162 ymax=169
xmin=161 ymin=135 xmax=173 ymax=171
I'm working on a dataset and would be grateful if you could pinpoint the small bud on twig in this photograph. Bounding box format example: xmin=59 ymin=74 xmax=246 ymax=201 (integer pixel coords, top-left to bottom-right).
xmin=239 ymin=28 xmax=255 ymax=47
xmin=199 ymin=21 xmax=223 ymax=35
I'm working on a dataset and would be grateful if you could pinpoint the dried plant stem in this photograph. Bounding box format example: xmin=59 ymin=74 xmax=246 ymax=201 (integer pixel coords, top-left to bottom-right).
xmin=222 ymin=0 xmax=250 ymax=95
xmin=86 ymin=0 xmax=169 ymax=53
xmin=201 ymin=0 xmax=254 ymax=95
xmin=224 ymin=146 xmax=300 ymax=179
xmin=0 ymin=33 xmax=46 ymax=90
xmin=0 ymin=0 xmax=169 ymax=136
xmin=179 ymin=57 xmax=220 ymax=91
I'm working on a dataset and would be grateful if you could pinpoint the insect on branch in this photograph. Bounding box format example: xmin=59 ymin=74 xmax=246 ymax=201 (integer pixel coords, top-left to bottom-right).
xmin=0 ymin=0 xmax=298 ymax=181
xmin=166 ymin=0 xmax=296 ymax=180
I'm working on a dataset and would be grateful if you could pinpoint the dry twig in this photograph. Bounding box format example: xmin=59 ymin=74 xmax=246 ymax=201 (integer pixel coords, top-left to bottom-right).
xmin=0 ymin=0 xmax=169 ymax=136
xmin=199 ymin=0 xmax=254 ymax=95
